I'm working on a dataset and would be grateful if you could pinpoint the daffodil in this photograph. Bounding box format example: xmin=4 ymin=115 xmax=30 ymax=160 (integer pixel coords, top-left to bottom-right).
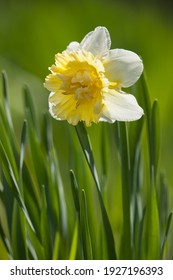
xmin=44 ymin=26 xmax=144 ymax=126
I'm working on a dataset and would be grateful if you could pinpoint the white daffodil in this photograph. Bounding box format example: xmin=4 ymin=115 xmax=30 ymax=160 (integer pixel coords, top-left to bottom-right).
xmin=44 ymin=26 xmax=144 ymax=126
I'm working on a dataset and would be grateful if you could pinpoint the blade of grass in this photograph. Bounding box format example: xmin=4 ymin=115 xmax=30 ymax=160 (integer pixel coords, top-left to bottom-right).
xmin=161 ymin=211 xmax=173 ymax=259
xmin=23 ymin=85 xmax=38 ymax=133
xmin=23 ymin=186 xmax=40 ymax=238
xmin=18 ymin=120 xmax=42 ymax=238
xmin=27 ymin=227 xmax=44 ymax=260
xmin=80 ymin=189 xmax=93 ymax=259
xmin=0 ymin=237 xmax=10 ymax=260
xmin=0 ymin=171 xmax=14 ymax=240
xmin=69 ymin=169 xmax=80 ymax=214
xmin=23 ymin=86 xmax=47 ymax=189
xmin=140 ymin=72 xmax=151 ymax=132
xmin=52 ymin=231 xmax=60 ymax=260
xmin=128 ymin=118 xmax=144 ymax=180
xmin=69 ymin=220 xmax=79 ymax=260
xmin=159 ymin=172 xmax=168 ymax=231
xmin=11 ymin=201 xmax=28 ymax=259
xmin=128 ymin=83 xmax=144 ymax=177
xmin=26 ymin=120 xmax=47 ymax=188
xmin=1 ymin=72 xmax=19 ymax=164
xmin=142 ymin=184 xmax=160 ymax=259
xmin=50 ymin=147 xmax=68 ymax=253
xmin=151 ymin=100 xmax=160 ymax=182
xmin=44 ymin=114 xmax=69 ymax=259
xmin=138 ymin=73 xmax=160 ymax=259
xmin=0 ymin=214 xmax=12 ymax=258
xmin=100 ymin=123 xmax=109 ymax=184
xmin=0 ymin=142 xmax=34 ymax=231
xmin=1 ymin=71 xmax=13 ymax=130
xmin=140 ymin=74 xmax=160 ymax=183
xmin=0 ymin=116 xmax=18 ymax=181
xmin=19 ymin=120 xmax=28 ymax=181
xmin=40 ymin=185 xmax=52 ymax=259
xmin=137 ymin=207 xmax=146 ymax=259
xmin=139 ymin=72 xmax=153 ymax=178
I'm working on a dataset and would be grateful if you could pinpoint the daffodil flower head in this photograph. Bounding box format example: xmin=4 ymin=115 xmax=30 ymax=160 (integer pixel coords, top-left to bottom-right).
xmin=44 ymin=26 xmax=144 ymax=126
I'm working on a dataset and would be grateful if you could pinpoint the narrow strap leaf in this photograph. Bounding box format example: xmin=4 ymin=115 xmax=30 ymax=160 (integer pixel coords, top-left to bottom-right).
xmin=0 ymin=142 xmax=35 ymax=232
xmin=80 ymin=189 xmax=93 ymax=259
xmin=151 ymin=100 xmax=160 ymax=182
xmin=161 ymin=211 xmax=173 ymax=258
xmin=142 ymin=185 xmax=160 ymax=259
xmin=1 ymin=71 xmax=13 ymax=130
xmin=40 ymin=185 xmax=52 ymax=259
xmin=19 ymin=120 xmax=28 ymax=180
xmin=23 ymin=85 xmax=38 ymax=133
xmin=11 ymin=201 xmax=28 ymax=259
xmin=70 ymin=169 xmax=80 ymax=214
xmin=69 ymin=220 xmax=79 ymax=260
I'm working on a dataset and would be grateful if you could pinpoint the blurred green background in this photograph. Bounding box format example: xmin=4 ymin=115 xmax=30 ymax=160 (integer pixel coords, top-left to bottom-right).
xmin=0 ymin=0 xmax=173 ymax=188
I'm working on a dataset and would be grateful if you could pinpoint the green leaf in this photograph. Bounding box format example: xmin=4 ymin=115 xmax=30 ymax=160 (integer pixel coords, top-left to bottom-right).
xmin=0 ymin=213 xmax=12 ymax=258
xmin=0 ymin=142 xmax=34 ymax=231
xmin=139 ymin=73 xmax=152 ymax=173
xmin=128 ymin=118 xmax=144 ymax=174
xmin=42 ymin=112 xmax=53 ymax=153
xmin=100 ymin=123 xmax=109 ymax=181
xmin=19 ymin=120 xmax=28 ymax=181
xmin=69 ymin=220 xmax=79 ymax=260
xmin=23 ymin=86 xmax=47 ymax=188
xmin=1 ymin=71 xmax=13 ymax=130
xmin=161 ymin=211 xmax=173 ymax=259
xmin=0 ymin=117 xmax=18 ymax=181
xmin=11 ymin=201 xmax=28 ymax=259
xmin=52 ymin=231 xmax=60 ymax=260
xmin=0 ymin=237 xmax=10 ymax=260
xmin=50 ymin=148 xmax=68 ymax=249
xmin=137 ymin=207 xmax=146 ymax=259
xmin=151 ymin=100 xmax=160 ymax=181
xmin=27 ymin=227 xmax=44 ymax=260
xmin=139 ymin=72 xmax=152 ymax=132
xmin=27 ymin=123 xmax=47 ymax=188
xmin=139 ymin=74 xmax=160 ymax=183
xmin=1 ymin=72 xmax=19 ymax=166
xmin=23 ymin=184 xmax=41 ymax=239
xmin=23 ymin=85 xmax=37 ymax=133
xmin=80 ymin=189 xmax=93 ymax=259
xmin=70 ymin=169 xmax=80 ymax=214
xmin=40 ymin=186 xmax=52 ymax=259
xmin=142 ymin=185 xmax=160 ymax=259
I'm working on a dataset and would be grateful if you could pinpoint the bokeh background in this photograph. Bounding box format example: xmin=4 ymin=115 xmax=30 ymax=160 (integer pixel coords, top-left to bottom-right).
xmin=0 ymin=0 xmax=173 ymax=190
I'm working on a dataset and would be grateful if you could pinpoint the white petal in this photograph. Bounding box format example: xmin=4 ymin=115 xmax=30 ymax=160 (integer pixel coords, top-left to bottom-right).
xmin=103 ymin=49 xmax=143 ymax=88
xmin=66 ymin=41 xmax=80 ymax=52
xmin=102 ymin=90 xmax=144 ymax=122
xmin=48 ymin=92 xmax=61 ymax=120
xmin=80 ymin=26 xmax=111 ymax=57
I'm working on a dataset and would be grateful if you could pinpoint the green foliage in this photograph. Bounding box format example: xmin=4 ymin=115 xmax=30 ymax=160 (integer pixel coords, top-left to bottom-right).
xmin=0 ymin=71 xmax=172 ymax=260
